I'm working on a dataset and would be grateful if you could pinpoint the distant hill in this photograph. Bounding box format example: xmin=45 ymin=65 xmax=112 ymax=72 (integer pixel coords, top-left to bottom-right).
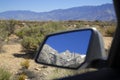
xmin=0 ymin=3 xmax=115 ymax=21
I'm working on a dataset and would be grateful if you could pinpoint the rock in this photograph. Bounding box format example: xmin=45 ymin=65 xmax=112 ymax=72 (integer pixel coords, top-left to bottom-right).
xmin=35 ymin=67 xmax=41 ymax=71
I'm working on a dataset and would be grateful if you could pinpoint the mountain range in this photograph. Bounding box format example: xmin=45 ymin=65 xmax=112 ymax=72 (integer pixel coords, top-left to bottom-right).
xmin=38 ymin=44 xmax=85 ymax=68
xmin=0 ymin=3 xmax=115 ymax=21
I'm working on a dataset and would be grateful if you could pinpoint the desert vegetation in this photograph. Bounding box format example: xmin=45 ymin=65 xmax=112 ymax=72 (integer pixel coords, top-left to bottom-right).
xmin=0 ymin=20 xmax=116 ymax=53
xmin=0 ymin=20 xmax=116 ymax=79
xmin=0 ymin=67 xmax=11 ymax=80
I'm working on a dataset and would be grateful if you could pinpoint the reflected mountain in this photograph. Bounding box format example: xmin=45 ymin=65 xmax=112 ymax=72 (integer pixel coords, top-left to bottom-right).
xmin=38 ymin=44 xmax=85 ymax=68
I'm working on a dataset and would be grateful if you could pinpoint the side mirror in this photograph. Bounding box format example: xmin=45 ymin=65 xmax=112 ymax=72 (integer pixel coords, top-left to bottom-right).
xmin=35 ymin=28 xmax=106 ymax=69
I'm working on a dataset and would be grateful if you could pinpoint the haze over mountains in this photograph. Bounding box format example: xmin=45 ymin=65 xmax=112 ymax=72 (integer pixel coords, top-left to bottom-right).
xmin=0 ymin=3 xmax=115 ymax=21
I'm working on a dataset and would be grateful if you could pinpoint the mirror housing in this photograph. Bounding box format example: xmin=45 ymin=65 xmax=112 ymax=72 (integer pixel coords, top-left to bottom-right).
xmin=35 ymin=28 xmax=106 ymax=69
xmin=83 ymin=28 xmax=107 ymax=69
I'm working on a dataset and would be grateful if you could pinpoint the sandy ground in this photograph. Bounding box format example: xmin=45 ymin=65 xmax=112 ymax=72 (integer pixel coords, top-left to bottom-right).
xmin=103 ymin=37 xmax=113 ymax=51
xmin=0 ymin=43 xmax=41 ymax=74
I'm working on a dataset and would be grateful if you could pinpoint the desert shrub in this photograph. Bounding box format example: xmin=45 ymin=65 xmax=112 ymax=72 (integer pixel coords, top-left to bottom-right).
xmin=41 ymin=22 xmax=66 ymax=34
xmin=0 ymin=20 xmax=18 ymax=41
xmin=15 ymin=27 xmax=31 ymax=38
xmin=105 ymin=26 xmax=116 ymax=37
xmin=16 ymin=22 xmax=66 ymax=53
xmin=16 ymin=25 xmax=45 ymax=52
xmin=0 ymin=67 xmax=12 ymax=80
xmin=18 ymin=74 xmax=27 ymax=80
xmin=18 ymin=61 xmax=41 ymax=80
xmin=1 ymin=20 xmax=17 ymax=35
xmin=16 ymin=21 xmax=116 ymax=56
xmin=20 ymin=59 xmax=30 ymax=69
xmin=0 ymin=22 xmax=9 ymax=41
xmin=21 ymin=36 xmax=43 ymax=52
xmin=6 ymin=20 xmax=17 ymax=35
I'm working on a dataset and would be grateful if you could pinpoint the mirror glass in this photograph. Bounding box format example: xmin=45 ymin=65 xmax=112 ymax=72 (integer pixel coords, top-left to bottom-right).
xmin=37 ymin=30 xmax=92 ymax=68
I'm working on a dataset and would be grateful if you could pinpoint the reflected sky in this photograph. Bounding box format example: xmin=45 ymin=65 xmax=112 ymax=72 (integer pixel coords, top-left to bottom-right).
xmin=45 ymin=30 xmax=92 ymax=54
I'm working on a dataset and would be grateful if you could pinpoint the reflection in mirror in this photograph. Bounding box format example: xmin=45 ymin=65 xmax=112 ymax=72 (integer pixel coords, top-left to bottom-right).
xmin=37 ymin=30 xmax=92 ymax=68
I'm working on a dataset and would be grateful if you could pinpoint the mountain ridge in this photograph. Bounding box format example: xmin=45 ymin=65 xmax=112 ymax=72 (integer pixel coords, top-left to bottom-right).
xmin=0 ymin=3 xmax=115 ymax=21
xmin=39 ymin=44 xmax=84 ymax=68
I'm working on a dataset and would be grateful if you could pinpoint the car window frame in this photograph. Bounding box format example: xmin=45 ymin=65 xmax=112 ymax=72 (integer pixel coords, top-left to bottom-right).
xmin=108 ymin=0 xmax=120 ymax=69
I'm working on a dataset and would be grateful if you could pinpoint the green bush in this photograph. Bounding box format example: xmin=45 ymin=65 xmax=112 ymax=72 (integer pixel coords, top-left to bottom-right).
xmin=15 ymin=27 xmax=31 ymax=38
xmin=0 ymin=67 xmax=11 ymax=80
xmin=0 ymin=22 xmax=9 ymax=41
xmin=15 ymin=21 xmax=116 ymax=56
xmin=21 ymin=36 xmax=43 ymax=52
xmin=6 ymin=20 xmax=17 ymax=35
xmin=0 ymin=20 xmax=18 ymax=41
xmin=16 ymin=22 xmax=66 ymax=53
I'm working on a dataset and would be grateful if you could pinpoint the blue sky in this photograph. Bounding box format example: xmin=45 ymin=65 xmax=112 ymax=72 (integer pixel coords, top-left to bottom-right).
xmin=45 ymin=30 xmax=92 ymax=54
xmin=0 ymin=0 xmax=112 ymax=12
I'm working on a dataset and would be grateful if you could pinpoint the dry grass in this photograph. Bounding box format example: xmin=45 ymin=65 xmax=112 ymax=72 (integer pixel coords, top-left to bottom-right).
xmin=20 ymin=59 xmax=30 ymax=69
